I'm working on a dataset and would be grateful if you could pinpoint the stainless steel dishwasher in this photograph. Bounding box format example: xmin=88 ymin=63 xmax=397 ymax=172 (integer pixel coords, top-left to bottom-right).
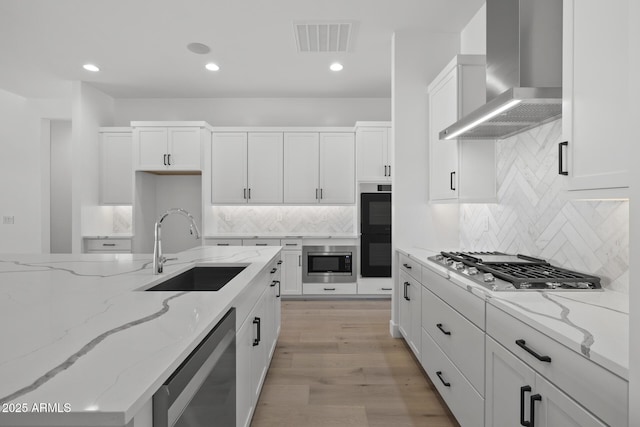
xmin=153 ymin=308 xmax=236 ymax=427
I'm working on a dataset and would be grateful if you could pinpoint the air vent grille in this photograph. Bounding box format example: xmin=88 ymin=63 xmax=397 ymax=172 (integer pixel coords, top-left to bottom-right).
xmin=294 ymin=22 xmax=351 ymax=53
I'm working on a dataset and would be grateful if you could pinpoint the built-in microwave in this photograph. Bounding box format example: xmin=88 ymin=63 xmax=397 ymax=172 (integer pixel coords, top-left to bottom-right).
xmin=302 ymin=245 xmax=357 ymax=283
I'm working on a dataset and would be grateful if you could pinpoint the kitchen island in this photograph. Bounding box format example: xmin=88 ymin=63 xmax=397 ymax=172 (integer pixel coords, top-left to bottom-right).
xmin=0 ymin=245 xmax=281 ymax=427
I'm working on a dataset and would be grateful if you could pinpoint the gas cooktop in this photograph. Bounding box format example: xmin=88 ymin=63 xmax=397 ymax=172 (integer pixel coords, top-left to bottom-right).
xmin=428 ymin=251 xmax=602 ymax=291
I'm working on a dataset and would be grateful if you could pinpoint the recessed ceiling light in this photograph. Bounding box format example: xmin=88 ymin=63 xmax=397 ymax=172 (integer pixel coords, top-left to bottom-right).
xmin=187 ymin=42 xmax=211 ymax=55
xmin=83 ymin=64 xmax=100 ymax=72
xmin=205 ymin=63 xmax=220 ymax=71
xmin=330 ymin=62 xmax=343 ymax=72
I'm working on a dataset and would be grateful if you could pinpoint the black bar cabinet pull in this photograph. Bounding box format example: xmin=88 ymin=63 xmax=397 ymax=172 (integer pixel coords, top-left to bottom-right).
xmin=435 ymin=371 xmax=450 ymax=387
xmin=270 ymin=268 xmax=277 ymax=273
xmin=320 ymin=188 xmax=323 ymax=199
xmin=520 ymin=385 xmax=532 ymax=426
xmin=404 ymin=282 xmax=410 ymax=301
xmin=436 ymin=323 xmax=451 ymax=336
xmin=244 ymin=188 xmax=247 ymax=199
xmin=516 ymin=339 xmax=552 ymax=363
xmin=529 ymin=394 xmax=542 ymax=427
xmin=316 ymin=188 xmax=319 ymax=199
xmin=277 ymin=260 xmax=283 ymax=264
xmin=167 ymin=154 xmax=171 ymax=166
xmin=163 ymin=154 xmax=167 ymax=166
xmin=384 ymin=165 xmax=388 ymax=176
xmin=276 ymin=281 xmax=281 ymax=298
xmin=270 ymin=280 xmax=277 ymax=287
xmin=558 ymin=141 xmax=568 ymax=175
xmin=381 ymin=287 xmax=393 ymax=291
xmin=102 ymin=243 xmax=116 ymax=247
xmin=248 ymin=188 xmax=251 ymax=199
xmin=450 ymin=171 xmax=456 ymax=190
xmin=402 ymin=263 xmax=412 ymax=269
xmin=388 ymin=165 xmax=391 ymax=176
xmin=324 ymin=287 xmax=336 ymax=291
xmin=252 ymin=317 xmax=261 ymax=346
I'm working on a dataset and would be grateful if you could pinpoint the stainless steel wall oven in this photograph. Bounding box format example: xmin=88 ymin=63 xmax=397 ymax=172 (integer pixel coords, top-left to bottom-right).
xmin=302 ymin=245 xmax=357 ymax=283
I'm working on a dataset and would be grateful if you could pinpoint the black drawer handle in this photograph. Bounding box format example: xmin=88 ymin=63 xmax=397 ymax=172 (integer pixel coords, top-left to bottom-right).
xmin=324 ymin=287 xmax=336 ymax=291
xmin=516 ymin=339 xmax=552 ymax=363
xmin=285 ymin=243 xmax=298 ymax=246
xmin=277 ymin=260 xmax=283 ymax=265
xmin=163 ymin=154 xmax=167 ymax=166
xmin=520 ymin=385 xmax=532 ymax=426
xmin=252 ymin=317 xmax=261 ymax=346
xmin=530 ymin=394 xmax=542 ymax=427
xmin=450 ymin=171 xmax=456 ymax=190
xmin=402 ymin=263 xmax=412 ymax=269
xmin=217 ymin=243 xmax=230 ymax=246
xmin=257 ymin=243 xmax=268 ymax=246
xmin=403 ymin=282 xmax=410 ymax=301
xmin=381 ymin=287 xmax=393 ymax=291
xmin=102 ymin=243 xmax=116 ymax=247
xmin=270 ymin=268 xmax=277 ymax=274
xmin=436 ymin=323 xmax=451 ymax=336
xmin=167 ymin=153 xmax=171 ymax=166
xmin=276 ymin=281 xmax=281 ymax=298
xmin=270 ymin=280 xmax=277 ymax=287
xmin=436 ymin=371 xmax=450 ymax=387
xmin=558 ymin=141 xmax=568 ymax=175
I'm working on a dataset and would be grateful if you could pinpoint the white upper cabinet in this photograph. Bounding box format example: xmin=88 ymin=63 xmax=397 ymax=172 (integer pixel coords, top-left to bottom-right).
xmin=247 ymin=133 xmax=283 ymax=204
xmin=99 ymin=128 xmax=132 ymax=205
xmin=319 ymin=133 xmax=355 ymax=204
xmin=211 ymin=132 xmax=247 ymax=204
xmin=428 ymin=55 xmax=496 ymax=203
xmin=561 ymin=0 xmax=630 ymax=197
xmin=283 ymin=133 xmax=319 ymax=204
xmin=133 ymin=123 xmax=207 ymax=172
xmin=284 ymin=132 xmax=355 ymax=204
xmin=211 ymin=132 xmax=283 ymax=204
xmin=356 ymin=122 xmax=392 ymax=182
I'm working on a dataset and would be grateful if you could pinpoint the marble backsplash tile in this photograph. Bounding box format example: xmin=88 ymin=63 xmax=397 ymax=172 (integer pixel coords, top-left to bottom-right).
xmin=208 ymin=206 xmax=356 ymax=235
xmin=459 ymin=120 xmax=629 ymax=293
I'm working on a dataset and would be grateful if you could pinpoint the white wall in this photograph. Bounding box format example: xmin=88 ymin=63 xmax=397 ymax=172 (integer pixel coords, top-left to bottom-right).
xmin=114 ymin=98 xmax=390 ymax=126
xmin=460 ymin=3 xmax=486 ymax=54
xmin=0 ymin=89 xmax=71 ymax=253
xmin=71 ymin=82 xmax=114 ymax=253
xmin=50 ymin=120 xmax=72 ymax=253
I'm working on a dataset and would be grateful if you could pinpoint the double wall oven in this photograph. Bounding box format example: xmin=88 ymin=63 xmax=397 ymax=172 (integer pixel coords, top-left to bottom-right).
xmin=360 ymin=188 xmax=392 ymax=277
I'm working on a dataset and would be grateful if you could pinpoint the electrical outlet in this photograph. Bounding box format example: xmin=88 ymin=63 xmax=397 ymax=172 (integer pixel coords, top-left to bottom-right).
xmin=3 ymin=216 xmax=15 ymax=225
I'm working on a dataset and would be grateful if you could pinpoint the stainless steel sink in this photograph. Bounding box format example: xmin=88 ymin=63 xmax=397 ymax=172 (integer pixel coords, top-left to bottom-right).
xmin=145 ymin=266 xmax=246 ymax=291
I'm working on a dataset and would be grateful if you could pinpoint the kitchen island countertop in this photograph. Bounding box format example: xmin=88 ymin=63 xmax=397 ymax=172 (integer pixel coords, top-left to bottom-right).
xmin=0 ymin=246 xmax=281 ymax=426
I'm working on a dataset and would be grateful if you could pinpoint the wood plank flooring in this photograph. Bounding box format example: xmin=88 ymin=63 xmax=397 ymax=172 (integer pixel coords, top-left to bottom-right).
xmin=251 ymin=300 xmax=460 ymax=427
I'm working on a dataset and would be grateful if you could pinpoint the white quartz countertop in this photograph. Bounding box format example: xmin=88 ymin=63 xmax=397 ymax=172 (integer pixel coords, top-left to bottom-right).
xmin=204 ymin=233 xmax=358 ymax=239
xmin=0 ymin=246 xmax=281 ymax=426
xmin=397 ymin=246 xmax=629 ymax=380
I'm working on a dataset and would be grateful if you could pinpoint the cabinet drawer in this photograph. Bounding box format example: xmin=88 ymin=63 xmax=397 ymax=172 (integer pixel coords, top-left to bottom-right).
xmin=205 ymin=238 xmax=242 ymax=247
xmin=486 ymin=304 xmax=627 ymax=427
xmin=421 ymin=329 xmax=484 ymax=427
xmin=303 ymin=283 xmax=357 ymax=295
xmin=242 ymin=239 xmax=281 ymax=247
xmin=357 ymin=280 xmax=393 ymax=295
xmin=280 ymin=238 xmax=303 ymax=250
xmin=421 ymin=266 xmax=485 ymax=330
xmin=399 ymin=253 xmax=421 ymax=282
xmin=421 ymin=286 xmax=484 ymax=395
xmin=84 ymin=238 xmax=131 ymax=252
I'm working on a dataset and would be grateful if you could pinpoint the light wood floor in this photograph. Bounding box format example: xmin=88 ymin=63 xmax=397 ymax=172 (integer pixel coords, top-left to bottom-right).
xmin=251 ymin=300 xmax=460 ymax=427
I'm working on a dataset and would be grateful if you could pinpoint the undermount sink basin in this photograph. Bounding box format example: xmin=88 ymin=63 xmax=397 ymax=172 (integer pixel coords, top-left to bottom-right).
xmin=145 ymin=266 xmax=246 ymax=291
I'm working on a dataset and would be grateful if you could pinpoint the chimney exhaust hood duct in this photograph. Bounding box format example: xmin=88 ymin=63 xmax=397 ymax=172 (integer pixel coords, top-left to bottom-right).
xmin=440 ymin=0 xmax=563 ymax=140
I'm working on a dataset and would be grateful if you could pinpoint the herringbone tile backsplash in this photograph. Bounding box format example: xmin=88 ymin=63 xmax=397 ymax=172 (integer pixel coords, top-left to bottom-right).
xmin=460 ymin=120 xmax=629 ymax=293
xmin=209 ymin=206 xmax=356 ymax=235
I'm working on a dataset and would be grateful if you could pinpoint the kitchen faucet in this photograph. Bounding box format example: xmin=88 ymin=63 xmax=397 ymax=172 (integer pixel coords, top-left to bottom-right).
xmin=153 ymin=208 xmax=201 ymax=274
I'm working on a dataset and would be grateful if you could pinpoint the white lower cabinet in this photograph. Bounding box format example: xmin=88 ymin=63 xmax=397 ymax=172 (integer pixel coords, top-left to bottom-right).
xmin=281 ymin=249 xmax=302 ymax=296
xmin=485 ymin=336 xmax=605 ymax=427
xmin=398 ymin=270 xmax=421 ymax=358
xmin=236 ymin=257 xmax=281 ymax=427
xmin=422 ymin=330 xmax=484 ymax=427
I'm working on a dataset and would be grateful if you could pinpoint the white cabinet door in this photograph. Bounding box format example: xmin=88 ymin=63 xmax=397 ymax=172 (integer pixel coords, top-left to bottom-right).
xmin=212 ymin=133 xmax=248 ymax=204
xmin=251 ymin=293 xmax=267 ymax=405
xmin=247 ymin=132 xmax=283 ymax=204
xmin=136 ymin=127 xmax=168 ymax=170
xmin=398 ymin=270 xmax=420 ymax=357
xmin=535 ymin=375 xmax=606 ymax=427
xmin=563 ymin=0 xmax=629 ymax=194
xmin=282 ymin=250 xmax=302 ymax=295
xmin=284 ymin=132 xmax=319 ymax=204
xmin=100 ymin=131 xmax=132 ymax=205
xmin=319 ymin=132 xmax=355 ymax=204
xmin=356 ymin=126 xmax=390 ymax=181
xmin=398 ymin=271 xmax=412 ymax=340
xmin=429 ymin=68 xmax=459 ymax=201
xmin=167 ymin=127 xmax=201 ymax=170
xmin=236 ymin=314 xmax=255 ymax=427
xmin=485 ymin=336 xmax=536 ymax=427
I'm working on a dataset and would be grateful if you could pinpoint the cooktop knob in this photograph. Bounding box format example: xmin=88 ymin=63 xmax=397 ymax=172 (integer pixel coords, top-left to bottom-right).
xmin=467 ymin=267 xmax=479 ymax=275
xmin=483 ymin=273 xmax=495 ymax=282
xmin=435 ymin=255 xmax=444 ymax=262
xmin=445 ymin=258 xmax=454 ymax=266
xmin=454 ymin=262 xmax=464 ymax=270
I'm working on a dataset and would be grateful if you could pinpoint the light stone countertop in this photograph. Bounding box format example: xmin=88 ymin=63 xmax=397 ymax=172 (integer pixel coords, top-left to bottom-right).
xmin=204 ymin=233 xmax=358 ymax=239
xmin=397 ymin=246 xmax=629 ymax=380
xmin=0 ymin=246 xmax=281 ymax=426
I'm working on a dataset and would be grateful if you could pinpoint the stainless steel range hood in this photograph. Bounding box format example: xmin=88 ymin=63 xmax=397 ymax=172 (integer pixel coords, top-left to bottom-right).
xmin=440 ymin=0 xmax=563 ymax=140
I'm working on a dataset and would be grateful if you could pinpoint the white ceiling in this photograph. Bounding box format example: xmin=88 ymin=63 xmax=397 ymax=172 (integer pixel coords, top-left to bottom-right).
xmin=0 ymin=0 xmax=484 ymax=99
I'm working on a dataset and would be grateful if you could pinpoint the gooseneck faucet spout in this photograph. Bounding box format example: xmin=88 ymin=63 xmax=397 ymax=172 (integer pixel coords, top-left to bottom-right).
xmin=153 ymin=208 xmax=201 ymax=274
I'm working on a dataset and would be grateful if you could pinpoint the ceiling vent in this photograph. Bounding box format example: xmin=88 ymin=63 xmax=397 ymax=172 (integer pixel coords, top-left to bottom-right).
xmin=293 ymin=22 xmax=352 ymax=53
